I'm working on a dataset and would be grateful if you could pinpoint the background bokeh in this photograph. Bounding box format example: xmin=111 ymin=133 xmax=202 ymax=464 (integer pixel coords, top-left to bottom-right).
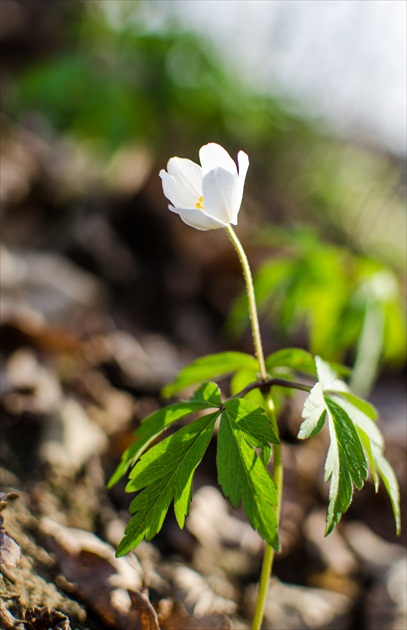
xmin=1 ymin=1 xmax=406 ymax=629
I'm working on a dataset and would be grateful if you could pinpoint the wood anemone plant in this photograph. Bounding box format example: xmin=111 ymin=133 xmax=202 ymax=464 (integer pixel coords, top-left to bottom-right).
xmin=109 ymin=143 xmax=400 ymax=630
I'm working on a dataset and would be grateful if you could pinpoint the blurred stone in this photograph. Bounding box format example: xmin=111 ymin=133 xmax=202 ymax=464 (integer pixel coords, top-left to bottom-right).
xmin=304 ymin=510 xmax=358 ymax=576
xmin=2 ymin=348 xmax=62 ymax=415
xmin=1 ymin=245 xmax=106 ymax=326
xmin=157 ymin=598 xmax=232 ymax=630
xmin=365 ymin=557 xmax=407 ymax=630
xmin=105 ymin=144 xmax=153 ymax=197
xmin=170 ymin=564 xmax=237 ymax=618
xmin=39 ymin=397 xmax=108 ymax=473
xmin=342 ymin=522 xmax=405 ymax=574
xmin=246 ymin=579 xmax=353 ymax=629
xmin=187 ymin=486 xmax=262 ymax=577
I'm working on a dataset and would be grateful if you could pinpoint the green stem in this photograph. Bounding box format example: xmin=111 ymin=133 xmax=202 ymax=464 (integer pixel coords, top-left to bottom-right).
xmin=226 ymin=226 xmax=267 ymax=381
xmin=251 ymin=395 xmax=283 ymax=630
xmin=226 ymin=225 xmax=282 ymax=630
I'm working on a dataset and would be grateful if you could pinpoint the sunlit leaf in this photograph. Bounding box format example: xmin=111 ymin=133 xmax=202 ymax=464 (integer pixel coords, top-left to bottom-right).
xmin=324 ymin=398 xmax=368 ymax=534
xmin=109 ymin=382 xmax=221 ymax=487
xmin=162 ymin=352 xmax=257 ymax=397
xmin=217 ymin=400 xmax=279 ymax=550
xmin=265 ymin=348 xmax=316 ymax=376
xmin=116 ymin=412 xmax=218 ymax=556
xmin=299 ymin=356 xmax=400 ymax=536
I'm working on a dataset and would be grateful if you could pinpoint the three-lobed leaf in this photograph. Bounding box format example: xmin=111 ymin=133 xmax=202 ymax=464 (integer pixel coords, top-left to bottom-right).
xmin=298 ymin=356 xmax=400 ymax=535
xmin=217 ymin=398 xmax=280 ymax=550
xmin=324 ymin=398 xmax=368 ymax=534
xmin=116 ymin=411 xmax=219 ymax=557
xmin=109 ymin=382 xmax=221 ymax=487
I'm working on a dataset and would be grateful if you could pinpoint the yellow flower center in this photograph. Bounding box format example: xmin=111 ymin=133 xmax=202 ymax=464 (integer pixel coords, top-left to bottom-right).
xmin=195 ymin=195 xmax=205 ymax=210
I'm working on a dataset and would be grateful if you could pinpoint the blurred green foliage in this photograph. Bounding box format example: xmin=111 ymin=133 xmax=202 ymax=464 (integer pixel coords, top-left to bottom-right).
xmin=5 ymin=0 xmax=405 ymax=385
xmin=9 ymin=1 xmax=310 ymax=155
xmin=8 ymin=1 xmax=404 ymax=261
xmin=228 ymin=226 xmax=406 ymax=393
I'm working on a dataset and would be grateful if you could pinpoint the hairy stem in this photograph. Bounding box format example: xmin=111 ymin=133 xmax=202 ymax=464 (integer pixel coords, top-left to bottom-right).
xmin=226 ymin=226 xmax=267 ymax=381
xmin=225 ymin=225 xmax=282 ymax=630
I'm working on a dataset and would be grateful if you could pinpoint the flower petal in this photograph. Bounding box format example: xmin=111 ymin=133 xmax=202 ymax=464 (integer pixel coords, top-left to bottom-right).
xmin=231 ymin=150 xmax=249 ymax=221
xmin=160 ymin=157 xmax=203 ymax=208
xmin=202 ymin=167 xmax=239 ymax=225
xmin=168 ymin=205 xmax=228 ymax=231
xmin=199 ymin=143 xmax=237 ymax=177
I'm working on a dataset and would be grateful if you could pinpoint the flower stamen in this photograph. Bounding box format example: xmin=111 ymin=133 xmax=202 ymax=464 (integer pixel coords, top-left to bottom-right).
xmin=195 ymin=195 xmax=205 ymax=210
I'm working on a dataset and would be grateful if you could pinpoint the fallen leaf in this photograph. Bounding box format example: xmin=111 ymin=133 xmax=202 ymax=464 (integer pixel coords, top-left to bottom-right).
xmin=39 ymin=517 xmax=157 ymax=629
xmin=24 ymin=607 xmax=71 ymax=630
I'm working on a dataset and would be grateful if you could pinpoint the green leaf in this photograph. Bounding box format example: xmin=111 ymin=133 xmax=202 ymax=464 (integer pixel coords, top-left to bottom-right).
xmin=265 ymin=348 xmax=317 ymax=376
xmin=162 ymin=352 xmax=258 ymax=398
xmin=108 ymin=382 xmax=221 ymax=487
xmin=333 ymin=391 xmax=377 ymax=421
xmin=223 ymin=398 xmax=279 ymax=447
xmin=375 ymin=451 xmax=401 ymax=535
xmin=324 ymin=397 xmax=368 ymax=534
xmin=330 ymin=393 xmax=400 ymax=530
xmin=116 ymin=412 xmax=218 ymax=556
xmin=299 ymin=356 xmax=400 ymax=536
xmin=298 ymin=383 xmax=327 ymax=439
xmin=189 ymin=381 xmax=223 ymax=406
xmin=217 ymin=400 xmax=280 ymax=550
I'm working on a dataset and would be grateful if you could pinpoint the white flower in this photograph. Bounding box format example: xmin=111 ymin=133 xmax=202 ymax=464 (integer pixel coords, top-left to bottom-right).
xmin=159 ymin=142 xmax=249 ymax=231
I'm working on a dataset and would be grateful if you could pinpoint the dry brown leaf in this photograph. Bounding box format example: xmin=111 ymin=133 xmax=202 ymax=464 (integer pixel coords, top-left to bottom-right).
xmin=23 ymin=606 xmax=71 ymax=630
xmin=128 ymin=590 xmax=160 ymax=630
xmin=39 ymin=517 xmax=155 ymax=629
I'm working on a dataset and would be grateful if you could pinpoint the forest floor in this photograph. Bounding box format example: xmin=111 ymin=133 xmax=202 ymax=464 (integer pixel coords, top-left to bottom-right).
xmin=1 ymin=118 xmax=406 ymax=630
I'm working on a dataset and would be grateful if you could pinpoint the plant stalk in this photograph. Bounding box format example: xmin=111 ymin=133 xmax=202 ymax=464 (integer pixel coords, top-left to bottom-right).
xmin=251 ymin=395 xmax=283 ymax=630
xmin=226 ymin=225 xmax=282 ymax=630
xmin=226 ymin=226 xmax=267 ymax=381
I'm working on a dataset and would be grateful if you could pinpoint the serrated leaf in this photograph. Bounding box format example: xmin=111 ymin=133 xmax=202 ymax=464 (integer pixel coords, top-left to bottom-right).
xmin=108 ymin=382 xmax=221 ymax=488
xmin=116 ymin=412 xmax=218 ymax=556
xmin=223 ymin=398 xmax=279 ymax=447
xmin=298 ymin=382 xmax=327 ymax=439
xmin=189 ymin=381 xmax=222 ymax=406
xmin=300 ymin=356 xmax=400 ymax=536
xmin=217 ymin=403 xmax=280 ymax=550
xmin=330 ymin=393 xmax=399 ymax=528
xmin=298 ymin=357 xmax=370 ymax=535
xmin=375 ymin=451 xmax=401 ymax=535
xmin=324 ymin=397 xmax=368 ymax=534
xmin=162 ymin=352 xmax=258 ymax=397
